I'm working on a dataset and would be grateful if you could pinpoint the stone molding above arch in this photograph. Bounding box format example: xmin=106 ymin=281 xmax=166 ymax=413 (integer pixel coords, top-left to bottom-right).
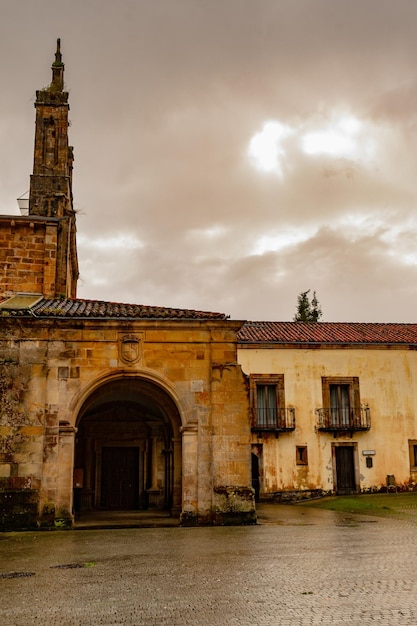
xmin=69 ymin=367 xmax=191 ymax=430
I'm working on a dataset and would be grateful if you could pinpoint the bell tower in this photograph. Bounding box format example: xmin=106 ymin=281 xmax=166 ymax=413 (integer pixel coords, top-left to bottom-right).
xmin=29 ymin=38 xmax=73 ymax=218
xmin=0 ymin=39 xmax=79 ymax=301
xmin=28 ymin=38 xmax=78 ymax=297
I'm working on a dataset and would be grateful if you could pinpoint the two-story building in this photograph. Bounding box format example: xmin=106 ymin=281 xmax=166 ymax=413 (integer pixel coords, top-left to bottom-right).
xmin=238 ymin=321 xmax=417 ymax=499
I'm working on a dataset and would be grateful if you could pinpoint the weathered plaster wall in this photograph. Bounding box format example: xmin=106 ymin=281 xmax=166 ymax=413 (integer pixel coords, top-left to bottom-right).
xmin=239 ymin=346 xmax=417 ymax=496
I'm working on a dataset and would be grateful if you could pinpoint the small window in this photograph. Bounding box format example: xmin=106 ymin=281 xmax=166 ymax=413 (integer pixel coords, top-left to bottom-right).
xmin=296 ymin=446 xmax=308 ymax=465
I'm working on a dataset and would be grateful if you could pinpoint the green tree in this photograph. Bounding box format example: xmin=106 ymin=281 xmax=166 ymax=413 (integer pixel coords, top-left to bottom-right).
xmin=293 ymin=290 xmax=322 ymax=322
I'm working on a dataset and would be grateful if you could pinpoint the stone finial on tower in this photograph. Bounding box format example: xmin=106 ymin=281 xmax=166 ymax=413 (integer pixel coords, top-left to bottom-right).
xmin=51 ymin=38 xmax=64 ymax=91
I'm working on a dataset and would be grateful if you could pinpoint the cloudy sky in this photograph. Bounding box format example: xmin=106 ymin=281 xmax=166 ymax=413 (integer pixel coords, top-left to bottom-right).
xmin=1 ymin=0 xmax=417 ymax=322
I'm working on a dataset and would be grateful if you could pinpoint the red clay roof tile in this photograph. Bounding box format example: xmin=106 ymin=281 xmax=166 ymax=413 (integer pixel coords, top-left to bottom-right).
xmin=1 ymin=297 xmax=228 ymax=321
xmin=238 ymin=321 xmax=417 ymax=345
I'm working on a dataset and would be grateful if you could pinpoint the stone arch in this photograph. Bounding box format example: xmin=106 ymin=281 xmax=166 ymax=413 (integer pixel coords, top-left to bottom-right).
xmin=73 ymin=371 xmax=183 ymax=515
xmin=70 ymin=368 xmax=188 ymax=429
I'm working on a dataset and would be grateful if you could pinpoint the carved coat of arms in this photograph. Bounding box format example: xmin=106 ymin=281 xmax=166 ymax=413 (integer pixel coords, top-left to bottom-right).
xmin=119 ymin=334 xmax=142 ymax=364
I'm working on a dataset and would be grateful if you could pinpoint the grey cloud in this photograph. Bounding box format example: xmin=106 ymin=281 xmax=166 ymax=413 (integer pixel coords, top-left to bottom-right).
xmin=3 ymin=1 xmax=417 ymax=321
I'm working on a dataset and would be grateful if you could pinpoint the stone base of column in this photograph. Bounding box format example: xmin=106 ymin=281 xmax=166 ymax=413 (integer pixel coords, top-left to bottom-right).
xmin=147 ymin=489 xmax=163 ymax=509
xmin=0 ymin=488 xmax=39 ymax=531
xmin=212 ymin=485 xmax=257 ymax=525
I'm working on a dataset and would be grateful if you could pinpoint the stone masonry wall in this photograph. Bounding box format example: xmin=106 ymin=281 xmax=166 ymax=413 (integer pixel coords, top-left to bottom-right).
xmin=0 ymin=317 xmax=255 ymax=529
xmin=0 ymin=217 xmax=59 ymax=299
xmin=0 ymin=341 xmax=44 ymax=530
xmin=210 ymin=329 xmax=255 ymax=524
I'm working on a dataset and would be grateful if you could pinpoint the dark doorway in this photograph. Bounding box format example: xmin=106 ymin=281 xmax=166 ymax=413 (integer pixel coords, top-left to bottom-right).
xmin=101 ymin=447 xmax=139 ymax=509
xmin=251 ymin=452 xmax=260 ymax=502
xmin=335 ymin=446 xmax=356 ymax=494
xmin=75 ymin=377 xmax=182 ymax=516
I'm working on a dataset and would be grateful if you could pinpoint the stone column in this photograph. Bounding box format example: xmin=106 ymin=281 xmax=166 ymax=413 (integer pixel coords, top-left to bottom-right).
xmin=82 ymin=437 xmax=94 ymax=511
xmin=55 ymin=421 xmax=77 ymax=527
xmin=148 ymin=436 xmax=161 ymax=508
xmin=150 ymin=437 xmax=159 ymax=489
xmin=171 ymin=436 xmax=182 ymax=513
xmin=180 ymin=424 xmax=198 ymax=525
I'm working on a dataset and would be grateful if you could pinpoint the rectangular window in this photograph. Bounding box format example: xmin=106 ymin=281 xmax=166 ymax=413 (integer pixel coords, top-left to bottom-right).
xmin=321 ymin=377 xmax=361 ymax=429
xmin=329 ymin=383 xmax=350 ymax=426
xmin=249 ymin=375 xmax=286 ymax=430
xmin=256 ymin=384 xmax=277 ymax=427
xmin=296 ymin=446 xmax=308 ymax=465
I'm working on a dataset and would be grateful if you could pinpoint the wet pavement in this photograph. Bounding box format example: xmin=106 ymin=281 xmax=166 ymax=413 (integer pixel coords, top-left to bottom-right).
xmin=1 ymin=503 xmax=417 ymax=625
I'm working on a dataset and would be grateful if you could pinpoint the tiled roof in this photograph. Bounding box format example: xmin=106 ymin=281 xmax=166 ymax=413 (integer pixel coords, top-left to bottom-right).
xmin=0 ymin=297 xmax=228 ymax=321
xmin=238 ymin=321 xmax=417 ymax=346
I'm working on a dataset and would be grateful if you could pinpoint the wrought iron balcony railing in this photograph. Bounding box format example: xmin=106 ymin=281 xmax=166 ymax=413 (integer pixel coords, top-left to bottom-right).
xmin=315 ymin=405 xmax=371 ymax=432
xmin=252 ymin=407 xmax=296 ymax=433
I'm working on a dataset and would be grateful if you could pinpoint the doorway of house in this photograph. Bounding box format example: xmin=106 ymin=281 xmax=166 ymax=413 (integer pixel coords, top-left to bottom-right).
xmin=334 ymin=445 xmax=356 ymax=494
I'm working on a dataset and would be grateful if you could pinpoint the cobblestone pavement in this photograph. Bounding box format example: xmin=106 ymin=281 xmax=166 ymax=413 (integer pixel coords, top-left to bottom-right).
xmin=1 ymin=504 xmax=417 ymax=625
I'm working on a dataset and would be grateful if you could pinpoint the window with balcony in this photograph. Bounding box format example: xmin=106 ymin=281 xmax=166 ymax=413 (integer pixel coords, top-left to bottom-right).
xmin=329 ymin=383 xmax=351 ymax=426
xmin=249 ymin=375 xmax=295 ymax=433
xmin=317 ymin=377 xmax=370 ymax=432
xmin=256 ymin=384 xmax=277 ymax=428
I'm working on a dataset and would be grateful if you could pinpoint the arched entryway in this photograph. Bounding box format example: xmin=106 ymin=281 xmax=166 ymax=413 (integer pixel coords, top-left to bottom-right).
xmin=73 ymin=376 xmax=182 ymax=516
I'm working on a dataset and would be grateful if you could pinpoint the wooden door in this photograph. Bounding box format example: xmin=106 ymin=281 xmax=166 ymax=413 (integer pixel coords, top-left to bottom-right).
xmin=335 ymin=446 xmax=356 ymax=494
xmin=101 ymin=447 xmax=139 ymax=509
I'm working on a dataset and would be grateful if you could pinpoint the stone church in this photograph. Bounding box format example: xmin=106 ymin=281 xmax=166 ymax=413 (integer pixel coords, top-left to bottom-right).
xmin=3 ymin=41 xmax=417 ymax=531
xmin=0 ymin=41 xmax=255 ymax=529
